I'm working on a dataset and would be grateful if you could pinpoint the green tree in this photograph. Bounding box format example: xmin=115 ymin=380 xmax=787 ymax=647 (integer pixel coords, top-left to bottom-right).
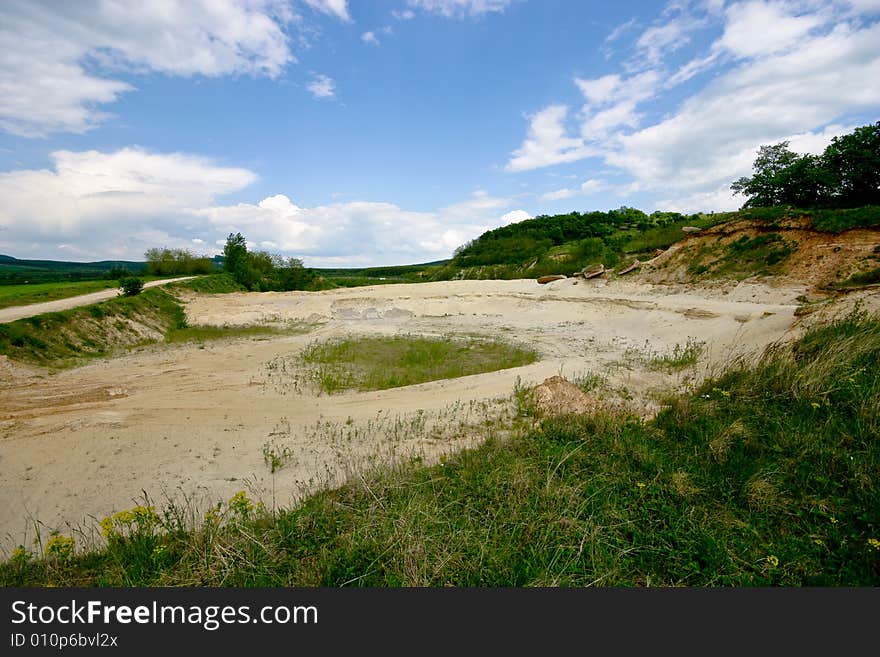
xmin=731 ymin=142 xmax=818 ymax=207
xmin=822 ymin=122 xmax=880 ymax=208
xmin=731 ymin=123 xmax=880 ymax=209
xmin=223 ymin=233 xmax=248 ymax=275
xmin=119 ymin=277 xmax=144 ymax=297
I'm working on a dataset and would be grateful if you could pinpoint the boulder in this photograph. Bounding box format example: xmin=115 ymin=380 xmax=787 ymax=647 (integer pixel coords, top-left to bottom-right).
xmin=682 ymin=226 xmax=702 ymax=233
xmin=537 ymin=274 xmax=567 ymax=284
xmin=618 ymin=259 xmax=641 ymax=275
xmin=582 ymin=263 xmax=605 ymax=279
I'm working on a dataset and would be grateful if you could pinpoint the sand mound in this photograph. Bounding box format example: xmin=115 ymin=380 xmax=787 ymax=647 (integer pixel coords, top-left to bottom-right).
xmin=533 ymin=376 xmax=599 ymax=416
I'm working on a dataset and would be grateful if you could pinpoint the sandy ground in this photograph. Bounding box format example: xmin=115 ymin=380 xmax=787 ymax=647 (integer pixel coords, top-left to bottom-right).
xmin=0 ymin=277 xmax=197 ymax=324
xmin=0 ymin=277 xmax=806 ymax=549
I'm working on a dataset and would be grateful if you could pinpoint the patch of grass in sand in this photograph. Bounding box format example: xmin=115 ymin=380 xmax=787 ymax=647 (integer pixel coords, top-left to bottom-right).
xmin=622 ymin=338 xmax=705 ymax=373
xmin=3 ymin=312 xmax=878 ymax=586
xmin=299 ymin=334 xmax=539 ymax=394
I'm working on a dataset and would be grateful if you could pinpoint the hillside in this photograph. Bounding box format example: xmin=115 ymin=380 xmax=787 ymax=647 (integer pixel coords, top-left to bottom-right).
xmin=432 ymin=206 xmax=880 ymax=287
xmin=0 ymin=254 xmax=147 ymax=284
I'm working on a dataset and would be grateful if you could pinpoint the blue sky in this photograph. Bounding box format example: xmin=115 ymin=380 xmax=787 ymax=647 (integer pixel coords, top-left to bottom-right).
xmin=0 ymin=0 xmax=878 ymax=266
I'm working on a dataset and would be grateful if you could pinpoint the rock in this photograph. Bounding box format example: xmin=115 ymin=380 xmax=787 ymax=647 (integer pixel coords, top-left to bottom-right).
xmin=653 ymin=249 xmax=665 ymax=257
xmin=537 ymin=274 xmax=567 ymax=284
xmin=618 ymin=259 xmax=641 ymax=275
xmin=682 ymin=226 xmax=702 ymax=233
xmin=582 ymin=263 xmax=605 ymax=279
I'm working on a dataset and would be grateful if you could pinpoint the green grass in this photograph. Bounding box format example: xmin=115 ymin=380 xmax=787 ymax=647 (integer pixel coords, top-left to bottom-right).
xmin=646 ymin=338 xmax=706 ymax=371
xmin=299 ymin=335 xmax=539 ymax=393
xmin=0 ymin=280 xmax=118 ymax=309
xmin=0 ymin=288 xmax=186 ymax=367
xmin=165 ymin=323 xmax=313 ymax=344
xmin=811 ymin=206 xmax=880 ymax=232
xmin=3 ymin=312 xmax=877 ymax=586
xmin=168 ymin=273 xmax=245 ymax=294
xmin=685 ymin=233 xmax=797 ymax=280
xmin=834 ymin=267 xmax=880 ymax=290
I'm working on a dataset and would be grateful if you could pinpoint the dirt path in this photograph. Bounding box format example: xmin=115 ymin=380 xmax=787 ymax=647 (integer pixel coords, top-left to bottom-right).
xmin=0 ymin=277 xmax=197 ymax=324
xmin=0 ymin=277 xmax=804 ymax=548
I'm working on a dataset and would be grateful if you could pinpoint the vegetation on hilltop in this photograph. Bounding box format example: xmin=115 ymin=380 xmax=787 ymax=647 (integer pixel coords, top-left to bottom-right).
xmin=222 ymin=232 xmax=327 ymax=292
xmin=732 ymin=122 xmax=880 ymax=209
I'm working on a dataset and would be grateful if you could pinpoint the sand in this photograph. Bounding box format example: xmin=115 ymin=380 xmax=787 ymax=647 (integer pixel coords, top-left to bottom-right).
xmin=0 ymin=277 xmax=806 ymax=548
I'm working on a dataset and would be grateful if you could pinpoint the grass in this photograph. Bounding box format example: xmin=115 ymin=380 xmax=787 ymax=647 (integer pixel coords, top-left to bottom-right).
xmin=168 ymin=273 xmax=244 ymax=294
xmin=299 ymin=335 xmax=539 ymax=393
xmin=834 ymin=267 xmax=880 ymax=290
xmin=3 ymin=312 xmax=877 ymax=586
xmin=686 ymin=233 xmax=796 ymax=280
xmin=165 ymin=323 xmax=313 ymax=344
xmin=0 ymin=280 xmax=118 ymax=309
xmin=0 ymin=288 xmax=186 ymax=367
xmin=624 ymin=338 xmax=705 ymax=372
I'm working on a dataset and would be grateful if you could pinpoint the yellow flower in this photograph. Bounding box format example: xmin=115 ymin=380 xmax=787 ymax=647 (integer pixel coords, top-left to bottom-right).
xmin=636 ymin=482 xmax=647 ymax=489
xmin=766 ymin=555 xmax=779 ymax=567
xmin=811 ymin=402 xmax=820 ymax=409
xmin=868 ymin=538 xmax=880 ymax=551
xmin=44 ymin=534 xmax=75 ymax=560
xmin=830 ymin=516 xmax=838 ymax=524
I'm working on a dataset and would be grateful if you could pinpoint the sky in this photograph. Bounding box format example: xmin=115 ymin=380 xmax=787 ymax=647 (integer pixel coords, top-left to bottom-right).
xmin=0 ymin=0 xmax=878 ymax=266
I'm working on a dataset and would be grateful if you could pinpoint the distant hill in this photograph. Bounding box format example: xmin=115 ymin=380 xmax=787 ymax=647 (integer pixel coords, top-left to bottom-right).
xmin=0 ymin=254 xmax=147 ymax=284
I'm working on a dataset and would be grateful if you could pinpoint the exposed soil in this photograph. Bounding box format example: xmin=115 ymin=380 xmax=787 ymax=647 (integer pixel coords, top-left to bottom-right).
xmin=0 ymin=276 xmax=829 ymax=547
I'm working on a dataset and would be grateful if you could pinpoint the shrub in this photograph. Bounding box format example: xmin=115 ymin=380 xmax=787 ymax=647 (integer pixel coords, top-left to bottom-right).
xmin=119 ymin=277 xmax=144 ymax=297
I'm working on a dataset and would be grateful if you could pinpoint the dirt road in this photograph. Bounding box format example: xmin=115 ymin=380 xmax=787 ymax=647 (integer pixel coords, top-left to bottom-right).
xmin=0 ymin=277 xmax=197 ymax=324
xmin=0 ymin=277 xmax=805 ymax=548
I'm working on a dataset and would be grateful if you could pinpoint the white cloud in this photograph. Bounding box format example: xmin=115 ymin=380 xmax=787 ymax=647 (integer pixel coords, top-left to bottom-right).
xmin=506 ymin=1 xmax=880 ymax=213
xmin=0 ymin=148 xmax=527 ymax=265
xmin=302 ymin=0 xmax=350 ymax=22
xmin=506 ymin=106 xmax=596 ymax=172
xmin=716 ymin=1 xmax=826 ymax=59
xmin=392 ymin=9 xmax=417 ymax=20
xmin=540 ymin=179 xmax=607 ymax=202
xmin=0 ymin=1 xmax=295 ymax=137
xmin=0 ymin=148 xmax=256 ymax=258
xmin=406 ymin=0 xmax=515 ymax=19
xmin=499 ymin=209 xmax=531 ymax=225
xmin=362 ymin=31 xmax=380 ymax=45
xmin=610 ymin=20 xmax=880 ymax=206
xmin=307 ymin=73 xmax=336 ymax=98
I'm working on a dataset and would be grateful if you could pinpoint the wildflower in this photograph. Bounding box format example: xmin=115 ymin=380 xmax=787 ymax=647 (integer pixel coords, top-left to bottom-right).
xmin=766 ymin=555 xmax=779 ymax=567
xmin=44 ymin=534 xmax=75 ymax=561
xmin=811 ymin=402 xmax=820 ymax=409
xmin=830 ymin=516 xmax=838 ymax=524
xmin=636 ymin=482 xmax=647 ymax=489
xmin=868 ymin=538 xmax=880 ymax=551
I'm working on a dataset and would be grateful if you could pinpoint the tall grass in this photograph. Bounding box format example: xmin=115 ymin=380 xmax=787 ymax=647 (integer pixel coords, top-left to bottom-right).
xmin=3 ymin=313 xmax=877 ymax=586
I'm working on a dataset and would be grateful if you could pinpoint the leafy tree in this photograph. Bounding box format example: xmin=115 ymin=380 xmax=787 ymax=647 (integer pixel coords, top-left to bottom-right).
xmin=731 ymin=122 xmax=880 ymax=209
xmin=119 ymin=277 xmax=144 ymax=297
xmin=223 ymin=233 xmax=248 ymax=275
xmin=822 ymin=122 xmax=880 ymax=207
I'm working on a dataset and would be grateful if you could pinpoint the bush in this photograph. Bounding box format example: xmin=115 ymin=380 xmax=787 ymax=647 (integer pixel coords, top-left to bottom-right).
xmin=119 ymin=277 xmax=144 ymax=297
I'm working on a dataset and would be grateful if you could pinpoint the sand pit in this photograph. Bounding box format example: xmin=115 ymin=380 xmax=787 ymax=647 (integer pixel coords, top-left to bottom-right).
xmin=0 ymin=277 xmax=805 ymax=548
